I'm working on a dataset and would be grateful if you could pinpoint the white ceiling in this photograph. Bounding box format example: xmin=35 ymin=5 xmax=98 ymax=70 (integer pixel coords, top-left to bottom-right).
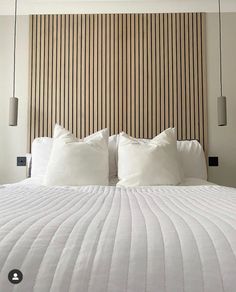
xmin=1 ymin=0 xmax=236 ymax=15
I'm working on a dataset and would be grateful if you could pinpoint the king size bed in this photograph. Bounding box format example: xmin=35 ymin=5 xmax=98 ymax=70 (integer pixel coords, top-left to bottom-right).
xmin=0 ymin=125 xmax=236 ymax=292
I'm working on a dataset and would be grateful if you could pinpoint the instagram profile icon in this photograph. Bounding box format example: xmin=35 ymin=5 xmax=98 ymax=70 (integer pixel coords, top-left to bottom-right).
xmin=8 ymin=269 xmax=23 ymax=284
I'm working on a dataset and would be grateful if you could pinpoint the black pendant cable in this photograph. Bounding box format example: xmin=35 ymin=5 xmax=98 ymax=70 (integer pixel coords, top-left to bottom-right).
xmin=9 ymin=0 xmax=19 ymax=126
xmin=217 ymin=0 xmax=227 ymax=126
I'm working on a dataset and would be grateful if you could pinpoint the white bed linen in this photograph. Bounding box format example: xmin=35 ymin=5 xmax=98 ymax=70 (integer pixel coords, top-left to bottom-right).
xmin=19 ymin=177 xmax=215 ymax=187
xmin=0 ymin=181 xmax=235 ymax=292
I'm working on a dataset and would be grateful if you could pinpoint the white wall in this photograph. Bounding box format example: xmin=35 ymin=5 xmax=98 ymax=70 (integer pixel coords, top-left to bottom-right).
xmin=0 ymin=16 xmax=29 ymax=184
xmin=206 ymin=13 xmax=236 ymax=187
xmin=1 ymin=0 xmax=236 ymax=15
xmin=0 ymin=13 xmax=236 ymax=186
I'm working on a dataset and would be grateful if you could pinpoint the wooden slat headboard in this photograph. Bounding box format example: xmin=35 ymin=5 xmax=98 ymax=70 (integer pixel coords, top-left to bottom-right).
xmin=28 ymin=13 xmax=207 ymax=151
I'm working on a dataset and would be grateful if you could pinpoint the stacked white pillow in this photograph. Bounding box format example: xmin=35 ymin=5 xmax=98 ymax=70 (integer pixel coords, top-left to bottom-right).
xmin=43 ymin=125 xmax=109 ymax=186
xmin=117 ymin=128 xmax=183 ymax=186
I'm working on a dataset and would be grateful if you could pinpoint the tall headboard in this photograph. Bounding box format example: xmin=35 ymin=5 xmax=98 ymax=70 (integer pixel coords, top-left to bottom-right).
xmin=28 ymin=13 xmax=207 ymax=151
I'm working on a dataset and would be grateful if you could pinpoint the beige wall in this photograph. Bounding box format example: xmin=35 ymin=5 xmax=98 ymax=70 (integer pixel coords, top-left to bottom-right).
xmin=0 ymin=16 xmax=29 ymax=184
xmin=206 ymin=13 xmax=236 ymax=187
xmin=0 ymin=13 xmax=236 ymax=186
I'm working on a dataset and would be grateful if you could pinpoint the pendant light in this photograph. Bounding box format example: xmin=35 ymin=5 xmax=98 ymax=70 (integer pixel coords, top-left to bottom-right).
xmin=9 ymin=0 xmax=19 ymax=126
xmin=217 ymin=0 xmax=227 ymax=126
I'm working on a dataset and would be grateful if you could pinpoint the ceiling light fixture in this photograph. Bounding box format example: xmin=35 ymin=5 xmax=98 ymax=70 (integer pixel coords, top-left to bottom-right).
xmin=217 ymin=0 xmax=227 ymax=126
xmin=9 ymin=0 xmax=19 ymax=126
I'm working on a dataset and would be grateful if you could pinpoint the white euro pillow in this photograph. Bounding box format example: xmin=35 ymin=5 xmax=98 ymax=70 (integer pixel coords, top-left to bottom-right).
xmin=177 ymin=140 xmax=207 ymax=180
xmin=31 ymin=137 xmax=53 ymax=178
xmin=108 ymin=135 xmax=118 ymax=179
xmin=117 ymin=128 xmax=183 ymax=186
xmin=43 ymin=125 xmax=109 ymax=186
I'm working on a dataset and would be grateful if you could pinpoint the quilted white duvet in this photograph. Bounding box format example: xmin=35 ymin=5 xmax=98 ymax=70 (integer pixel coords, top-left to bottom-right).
xmin=0 ymin=182 xmax=236 ymax=292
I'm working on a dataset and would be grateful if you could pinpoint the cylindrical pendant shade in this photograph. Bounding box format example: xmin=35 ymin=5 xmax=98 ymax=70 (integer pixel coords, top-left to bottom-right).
xmin=9 ymin=97 xmax=18 ymax=126
xmin=217 ymin=96 xmax=227 ymax=126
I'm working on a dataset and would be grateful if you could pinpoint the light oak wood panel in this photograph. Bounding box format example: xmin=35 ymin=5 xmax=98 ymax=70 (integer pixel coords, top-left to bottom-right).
xmin=28 ymin=13 xmax=207 ymax=152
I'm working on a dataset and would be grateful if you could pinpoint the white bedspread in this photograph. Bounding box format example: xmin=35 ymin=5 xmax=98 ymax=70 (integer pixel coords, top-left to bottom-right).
xmin=0 ymin=182 xmax=235 ymax=292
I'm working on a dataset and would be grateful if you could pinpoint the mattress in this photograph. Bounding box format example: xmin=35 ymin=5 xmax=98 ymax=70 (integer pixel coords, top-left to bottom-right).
xmin=0 ymin=181 xmax=235 ymax=292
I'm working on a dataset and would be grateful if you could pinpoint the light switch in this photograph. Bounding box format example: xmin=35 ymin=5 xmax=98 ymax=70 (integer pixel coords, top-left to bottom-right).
xmin=17 ymin=157 xmax=26 ymax=167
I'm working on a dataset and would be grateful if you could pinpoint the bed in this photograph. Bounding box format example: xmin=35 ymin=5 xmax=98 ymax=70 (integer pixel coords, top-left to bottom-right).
xmin=0 ymin=177 xmax=236 ymax=292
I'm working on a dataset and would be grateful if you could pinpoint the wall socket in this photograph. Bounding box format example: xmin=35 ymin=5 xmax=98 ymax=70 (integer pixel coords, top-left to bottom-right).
xmin=208 ymin=156 xmax=219 ymax=167
xmin=17 ymin=157 xmax=26 ymax=167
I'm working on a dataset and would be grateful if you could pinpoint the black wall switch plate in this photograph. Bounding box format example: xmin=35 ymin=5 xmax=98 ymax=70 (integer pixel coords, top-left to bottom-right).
xmin=17 ymin=157 xmax=26 ymax=167
xmin=208 ymin=156 xmax=219 ymax=167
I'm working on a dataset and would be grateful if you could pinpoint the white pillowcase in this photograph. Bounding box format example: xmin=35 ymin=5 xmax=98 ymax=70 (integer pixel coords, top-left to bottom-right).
xmin=43 ymin=125 xmax=109 ymax=186
xmin=31 ymin=134 xmax=118 ymax=181
xmin=108 ymin=135 xmax=118 ymax=179
xmin=31 ymin=137 xmax=53 ymax=178
xmin=177 ymin=140 xmax=207 ymax=180
xmin=117 ymin=128 xmax=183 ymax=186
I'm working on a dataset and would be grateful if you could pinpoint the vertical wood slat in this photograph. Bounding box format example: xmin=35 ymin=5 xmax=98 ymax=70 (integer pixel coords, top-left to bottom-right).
xmin=160 ymin=14 xmax=165 ymax=132
xmin=139 ymin=14 xmax=143 ymax=138
xmin=135 ymin=14 xmax=139 ymax=138
xmin=168 ymin=14 xmax=173 ymax=129
xmin=185 ymin=13 xmax=190 ymax=139
xmin=53 ymin=15 xmax=58 ymax=132
xmin=181 ymin=13 xmax=186 ymax=140
xmin=155 ymin=14 xmax=160 ymax=134
xmin=143 ymin=14 xmax=148 ymax=138
xmin=93 ymin=14 xmax=98 ymax=133
xmin=198 ymin=13 xmax=204 ymax=151
xmin=176 ymin=13 xmax=182 ymax=140
xmin=151 ymin=14 xmax=156 ymax=137
xmin=164 ymin=14 xmax=169 ymax=131
xmin=64 ymin=15 xmax=69 ymax=131
xmin=122 ymin=14 xmax=127 ymax=133
xmin=110 ymin=14 xmax=114 ymax=134
xmin=172 ymin=14 xmax=178 ymax=133
xmin=115 ymin=14 xmax=119 ymax=134
xmin=147 ymin=14 xmax=152 ymax=139
xmin=85 ymin=15 xmax=90 ymax=136
xmin=57 ymin=15 xmax=61 ymax=128
xmin=202 ymin=14 xmax=208 ymax=154
xmin=35 ymin=15 xmax=40 ymax=138
xmin=97 ymin=14 xmax=102 ymax=132
xmin=81 ymin=15 xmax=86 ymax=138
xmin=89 ymin=15 xmax=94 ymax=133
xmin=73 ymin=15 xmax=77 ymax=136
xmin=102 ymin=14 xmax=107 ymax=130
xmin=131 ymin=14 xmax=135 ymax=137
xmin=28 ymin=13 xmax=207 ymax=154
xmin=127 ymin=14 xmax=131 ymax=136
xmin=60 ymin=15 xmax=65 ymax=129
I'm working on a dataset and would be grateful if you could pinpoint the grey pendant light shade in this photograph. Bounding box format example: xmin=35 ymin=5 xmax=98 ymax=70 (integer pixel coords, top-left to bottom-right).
xmin=218 ymin=96 xmax=227 ymax=126
xmin=9 ymin=0 xmax=19 ymax=127
xmin=217 ymin=0 xmax=227 ymax=126
xmin=9 ymin=97 xmax=18 ymax=126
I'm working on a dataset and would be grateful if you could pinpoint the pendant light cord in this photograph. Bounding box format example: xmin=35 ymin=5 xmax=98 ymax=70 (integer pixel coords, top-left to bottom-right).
xmin=218 ymin=0 xmax=223 ymax=97
xmin=13 ymin=0 xmax=18 ymax=98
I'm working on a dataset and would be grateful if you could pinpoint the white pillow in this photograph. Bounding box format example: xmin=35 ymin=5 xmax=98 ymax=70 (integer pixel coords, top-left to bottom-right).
xmin=31 ymin=137 xmax=53 ymax=178
xmin=117 ymin=128 xmax=183 ymax=186
xmin=31 ymin=134 xmax=117 ymax=180
xmin=119 ymin=137 xmax=207 ymax=180
xmin=108 ymin=135 xmax=118 ymax=179
xmin=177 ymin=140 xmax=207 ymax=180
xmin=43 ymin=125 xmax=109 ymax=186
